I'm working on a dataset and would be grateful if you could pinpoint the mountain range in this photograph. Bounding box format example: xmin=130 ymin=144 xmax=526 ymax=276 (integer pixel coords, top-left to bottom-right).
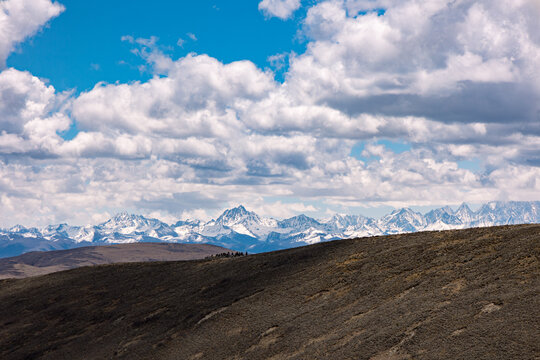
xmin=1 ymin=201 xmax=539 ymax=258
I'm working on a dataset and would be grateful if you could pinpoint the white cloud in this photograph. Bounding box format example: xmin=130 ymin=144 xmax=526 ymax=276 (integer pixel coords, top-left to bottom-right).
xmin=0 ymin=68 xmax=55 ymax=133
xmin=179 ymin=209 xmax=212 ymax=222
xmin=267 ymin=52 xmax=288 ymax=70
xmin=258 ymin=0 xmax=301 ymax=20
xmin=72 ymin=54 xmax=274 ymax=136
xmin=0 ymin=68 xmax=70 ymax=155
xmin=287 ymin=0 xmax=540 ymax=124
xmin=0 ymin=0 xmax=64 ymax=66
xmin=249 ymin=200 xmax=318 ymax=219
xmin=64 ymin=54 xmax=279 ymax=167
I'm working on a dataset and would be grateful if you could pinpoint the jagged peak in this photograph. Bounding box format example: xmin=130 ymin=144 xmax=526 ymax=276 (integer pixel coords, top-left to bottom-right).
xmin=9 ymin=224 xmax=27 ymax=232
xmin=288 ymin=214 xmax=313 ymax=220
xmin=426 ymin=206 xmax=454 ymax=215
xmin=103 ymin=212 xmax=163 ymax=228
xmin=388 ymin=207 xmax=418 ymax=216
xmin=330 ymin=213 xmax=362 ymax=219
xmin=234 ymin=205 xmax=247 ymax=212
xmin=456 ymin=203 xmax=473 ymax=212
xmin=278 ymin=214 xmax=320 ymax=228
xmin=112 ymin=211 xmax=136 ymax=219
xmin=216 ymin=205 xmax=259 ymax=224
xmin=220 ymin=205 xmax=249 ymax=216
xmin=110 ymin=212 xmax=162 ymax=221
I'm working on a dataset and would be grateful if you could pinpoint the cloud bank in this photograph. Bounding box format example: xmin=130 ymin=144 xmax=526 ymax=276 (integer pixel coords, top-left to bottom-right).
xmin=1 ymin=0 xmax=539 ymax=226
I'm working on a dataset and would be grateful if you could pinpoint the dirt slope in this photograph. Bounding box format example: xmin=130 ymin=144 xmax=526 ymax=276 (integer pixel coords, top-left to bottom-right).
xmin=0 ymin=225 xmax=538 ymax=359
xmin=0 ymin=243 xmax=232 ymax=279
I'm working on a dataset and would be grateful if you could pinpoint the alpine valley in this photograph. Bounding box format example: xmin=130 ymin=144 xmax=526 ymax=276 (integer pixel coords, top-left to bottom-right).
xmin=1 ymin=201 xmax=539 ymax=258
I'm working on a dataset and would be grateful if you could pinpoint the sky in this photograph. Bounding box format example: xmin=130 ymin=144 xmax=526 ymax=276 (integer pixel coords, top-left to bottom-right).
xmin=0 ymin=0 xmax=539 ymax=227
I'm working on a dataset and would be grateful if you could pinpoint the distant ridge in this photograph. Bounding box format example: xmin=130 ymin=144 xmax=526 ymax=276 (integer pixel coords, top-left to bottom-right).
xmin=0 ymin=243 xmax=233 ymax=279
xmin=1 ymin=201 xmax=539 ymax=257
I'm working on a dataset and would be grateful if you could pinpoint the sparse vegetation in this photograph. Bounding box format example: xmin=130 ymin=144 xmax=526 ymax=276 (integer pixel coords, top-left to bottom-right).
xmin=205 ymin=251 xmax=248 ymax=259
xmin=0 ymin=225 xmax=538 ymax=359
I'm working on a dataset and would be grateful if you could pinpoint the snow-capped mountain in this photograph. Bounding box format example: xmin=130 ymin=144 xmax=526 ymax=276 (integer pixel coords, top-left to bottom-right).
xmin=278 ymin=214 xmax=321 ymax=231
xmin=377 ymin=208 xmax=426 ymax=234
xmin=202 ymin=205 xmax=278 ymax=238
xmin=98 ymin=212 xmax=179 ymax=242
xmin=423 ymin=206 xmax=464 ymax=231
xmin=454 ymin=203 xmax=475 ymax=224
xmin=472 ymin=201 xmax=540 ymax=227
xmin=7 ymin=225 xmax=43 ymax=238
xmin=1 ymin=201 xmax=539 ymax=258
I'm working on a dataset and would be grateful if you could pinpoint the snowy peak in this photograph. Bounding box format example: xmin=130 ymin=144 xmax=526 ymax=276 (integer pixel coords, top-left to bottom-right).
xmin=475 ymin=201 xmax=540 ymax=226
xmin=326 ymin=214 xmax=367 ymax=228
xmin=379 ymin=208 xmax=425 ymax=233
xmin=425 ymin=206 xmax=462 ymax=226
xmin=5 ymin=225 xmax=41 ymax=238
xmin=102 ymin=212 xmax=153 ymax=228
xmin=90 ymin=212 xmax=179 ymax=243
xmin=173 ymin=219 xmax=201 ymax=227
xmin=455 ymin=203 xmax=474 ymax=222
xmin=216 ymin=206 xmax=260 ymax=226
xmin=102 ymin=212 xmax=169 ymax=231
xmin=278 ymin=214 xmax=320 ymax=230
xmin=204 ymin=206 xmax=278 ymax=239
xmin=8 ymin=225 xmax=27 ymax=233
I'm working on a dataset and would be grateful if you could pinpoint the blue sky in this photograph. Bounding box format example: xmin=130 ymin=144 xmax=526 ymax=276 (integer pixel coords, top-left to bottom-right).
xmin=7 ymin=0 xmax=305 ymax=92
xmin=0 ymin=0 xmax=539 ymax=226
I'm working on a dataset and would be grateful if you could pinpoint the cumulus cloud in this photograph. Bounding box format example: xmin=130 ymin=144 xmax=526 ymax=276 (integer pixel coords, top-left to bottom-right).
xmin=65 ymin=53 xmax=277 ymax=167
xmin=73 ymin=54 xmax=274 ymax=134
xmin=288 ymin=0 xmax=540 ymax=124
xmin=0 ymin=68 xmax=71 ymax=156
xmin=0 ymin=0 xmax=64 ymax=66
xmin=259 ymin=0 xmax=301 ymax=20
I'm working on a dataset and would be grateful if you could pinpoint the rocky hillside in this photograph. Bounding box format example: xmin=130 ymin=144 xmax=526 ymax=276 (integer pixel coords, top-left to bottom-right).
xmin=0 ymin=224 xmax=538 ymax=359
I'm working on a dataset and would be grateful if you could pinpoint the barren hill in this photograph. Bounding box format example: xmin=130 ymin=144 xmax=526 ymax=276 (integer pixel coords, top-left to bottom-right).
xmin=0 ymin=225 xmax=539 ymax=359
xmin=0 ymin=243 xmax=232 ymax=279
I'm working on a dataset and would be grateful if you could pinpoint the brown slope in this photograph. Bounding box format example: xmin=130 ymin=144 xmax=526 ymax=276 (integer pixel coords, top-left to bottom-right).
xmin=0 ymin=225 xmax=539 ymax=360
xmin=0 ymin=243 xmax=233 ymax=279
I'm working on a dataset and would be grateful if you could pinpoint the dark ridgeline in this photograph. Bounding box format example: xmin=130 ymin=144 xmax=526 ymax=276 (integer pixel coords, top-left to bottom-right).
xmin=205 ymin=251 xmax=248 ymax=259
xmin=0 ymin=225 xmax=539 ymax=359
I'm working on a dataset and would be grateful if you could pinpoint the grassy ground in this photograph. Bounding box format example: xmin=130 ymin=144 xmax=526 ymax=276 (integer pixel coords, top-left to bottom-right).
xmin=0 ymin=225 xmax=538 ymax=359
